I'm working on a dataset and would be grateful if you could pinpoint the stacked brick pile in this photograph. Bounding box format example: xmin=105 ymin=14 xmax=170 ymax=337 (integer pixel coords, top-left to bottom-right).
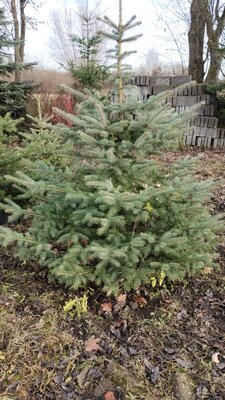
xmin=123 ymin=75 xmax=225 ymax=148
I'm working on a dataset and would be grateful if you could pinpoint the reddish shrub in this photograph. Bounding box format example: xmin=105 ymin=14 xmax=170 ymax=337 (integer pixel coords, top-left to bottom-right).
xmin=52 ymin=94 xmax=75 ymax=127
xmin=30 ymin=93 xmax=75 ymax=127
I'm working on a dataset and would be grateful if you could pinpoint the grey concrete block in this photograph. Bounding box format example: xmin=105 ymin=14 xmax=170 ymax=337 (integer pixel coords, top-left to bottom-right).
xmin=193 ymin=127 xmax=200 ymax=136
xmin=186 ymin=135 xmax=193 ymax=145
xmin=139 ymin=76 xmax=146 ymax=85
xmin=165 ymin=96 xmax=172 ymax=106
xmin=219 ymin=129 xmax=225 ymax=139
xmin=207 ymin=118 xmax=215 ymax=128
xmin=196 ymin=117 xmax=218 ymax=128
xmin=152 ymin=85 xmax=171 ymax=95
xmin=170 ymin=76 xmax=192 ymax=85
xmin=126 ymin=78 xmax=135 ymax=85
xmin=139 ymin=86 xmax=152 ymax=96
xmin=212 ymin=118 xmax=218 ymax=128
xmin=190 ymin=117 xmax=196 ymax=126
xmin=213 ymin=138 xmax=218 ymax=147
xmin=135 ymin=76 xmax=140 ymax=85
xmin=201 ymin=105 xmax=215 ymax=117
xmin=217 ymin=139 xmax=225 ymax=148
xmin=150 ymin=77 xmax=170 ymax=86
xmin=176 ymin=95 xmax=200 ymax=107
xmin=192 ymin=135 xmax=197 ymax=145
xmin=145 ymin=76 xmax=150 ymax=85
xmin=191 ymin=86 xmax=198 ymax=96
xmin=197 ymin=137 xmax=203 ymax=146
xmin=197 ymin=84 xmax=207 ymax=95
xmin=206 ymin=137 xmax=212 ymax=147
xmin=199 ymin=127 xmax=208 ymax=137
xmin=200 ymin=94 xmax=211 ymax=105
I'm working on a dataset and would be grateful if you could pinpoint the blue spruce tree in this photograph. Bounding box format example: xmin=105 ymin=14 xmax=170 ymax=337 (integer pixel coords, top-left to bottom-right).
xmin=0 ymin=0 xmax=222 ymax=294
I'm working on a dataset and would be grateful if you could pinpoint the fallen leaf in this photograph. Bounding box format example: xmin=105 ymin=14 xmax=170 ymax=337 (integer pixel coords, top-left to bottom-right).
xmin=196 ymin=384 xmax=208 ymax=398
xmin=85 ymin=337 xmax=101 ymax=353
xmin=101 ymin=302 xmax=113 ymax=312
xmin=150 ymin=365 xmax=160 ymax=383
xmin=87 ymin=367 xmax=102 ymax=379
xmin=217 ymin=362 xmax=225 ymax=370
xmin=110 ymin=325 xmax=121 ymax=339
xmin=164 ymin=347 xmax=176 ymax=354
xmin=116 ymin=293 xmax=127 ymax=302
xmin=128 ymin=346 xmax=137 ymax=355
xmin=77 ymin=365 xmax=90 ymax=386
xmin=175 ymin=358 xmax=192 ymax=369
xmin=104 ymin=391 xmax=116 ymax=400
xmin=212 ymin=352 xmax=220 ymax=364
xmin=112 ymin=319 xmax=128 ymax=331
xmin=54 ymin=374 xmax=63 ymax=384
xmin=120 ymin=347 xmax=129 ymax=358
xmin=135 ymin=296 xmax=147 ymax=306
xmin=177 ymin=309 xmax=188 ymax=320
xmin=61 ymin=383 xmax=70 ymax=391
xmin=144 ymin=359 xmax=160 ymax=383
xmin=203 ymin=266 xmax=213 ymax=274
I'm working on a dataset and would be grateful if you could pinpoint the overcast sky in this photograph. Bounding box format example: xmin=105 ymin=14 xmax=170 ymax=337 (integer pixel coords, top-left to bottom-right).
xmin=25 ymin=0 xmax=188 ymax=70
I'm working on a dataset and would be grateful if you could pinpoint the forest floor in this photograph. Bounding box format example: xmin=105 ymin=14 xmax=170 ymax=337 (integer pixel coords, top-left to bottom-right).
xmin=0 ymin=148 xmax=225 ymax=400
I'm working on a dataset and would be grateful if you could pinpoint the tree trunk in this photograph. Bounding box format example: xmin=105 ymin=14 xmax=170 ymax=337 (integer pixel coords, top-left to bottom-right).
xmin=118 ymin=0 xmax=123 ymax=103
xmin=10 ymin=0 xmax=27 ymax=82
xmin=204 ymin=4 xmax=225 ymax=83
xmin=19 ymin=0 xmax=26 ymax=62
xmin=188 ymin=0 xmax=207 ymax=83
xmin=11 ymin=0 xmax=21 ymax=82
xmin=205 ymin=45 xmax=222 ymax=83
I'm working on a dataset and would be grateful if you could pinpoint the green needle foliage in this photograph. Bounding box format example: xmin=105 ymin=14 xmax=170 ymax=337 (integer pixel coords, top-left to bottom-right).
xmin=19 ymin=102 xmax=71 ymax=170
xmin=0 ymin=106 xmax=70 ymax=203
xmin=0 ymin=87 xmax=221 ymax=294
xmin=0 ymin=113 xmax=23 ymax=201
xmin=0 ymin=8 xmax=35 ymax=118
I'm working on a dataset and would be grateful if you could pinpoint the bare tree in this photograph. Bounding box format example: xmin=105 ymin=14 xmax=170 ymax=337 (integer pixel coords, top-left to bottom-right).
xmin=137 ymin=48 xmax=161 ymax=75
xmin=49 ymin=1 xmax=106 ymax=68
xmin=3 ymin=0 xmax=41 ymax=81
xmin=155 ymin=0 xmax=225 ymax=82
xmin=152 ymin=0 xmax=189 ymax=75
xmin=188 ymin=0 xmax=225 ymax=82
xmin=205 ymin=1 xmax=225 ymax=82
xmin=49 ymin=7 xmax=80 ymax=67
xmin=188 ymin=0 xmax=207 ymax=82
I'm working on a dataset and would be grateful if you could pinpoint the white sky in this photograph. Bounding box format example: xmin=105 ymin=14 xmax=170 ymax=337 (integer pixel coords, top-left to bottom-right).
xmin=25 ymin=0 xmax=189 ymax=70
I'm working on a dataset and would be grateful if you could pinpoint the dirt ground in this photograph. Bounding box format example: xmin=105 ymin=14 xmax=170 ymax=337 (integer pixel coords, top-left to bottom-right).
xmin=0 ymin=148 xmax=225 ymax=400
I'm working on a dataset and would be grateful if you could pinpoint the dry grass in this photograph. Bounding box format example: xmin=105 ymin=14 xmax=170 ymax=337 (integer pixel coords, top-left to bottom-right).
xmin=3 ymin=67 xmax=73 ymax=94
xmin=0 ymin=291 xmax=81 ymax=399
xmin=21 ymin=67 xmax=74 ymax=94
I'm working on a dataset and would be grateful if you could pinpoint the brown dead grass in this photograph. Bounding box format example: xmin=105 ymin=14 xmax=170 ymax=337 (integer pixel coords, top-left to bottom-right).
xmin=0 ymin=295 xmax=80 ymax=399
xmin=21 ymin=67 xmax=74 ymax=94
xmin=3 ymin=67 xmax=73 ymax=94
